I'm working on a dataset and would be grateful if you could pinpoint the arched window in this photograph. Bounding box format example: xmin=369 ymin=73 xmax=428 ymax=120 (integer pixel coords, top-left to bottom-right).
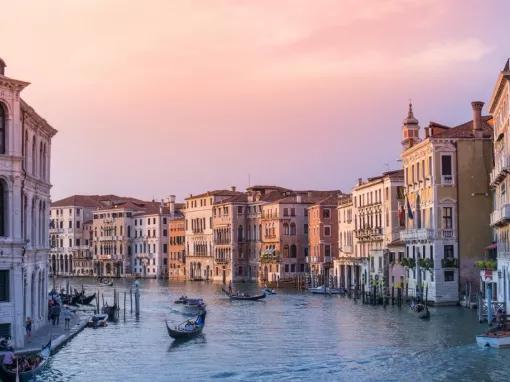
xmin=290 ymin=223 xmax=296 ymax=235
xmin=32 ymin=138 xmax=36 ymax=175
xmin=290 ymin=244 xmax=297 ymax=258
xmin=283 ymin=223 xmax=289 ymax=235
xmin=0 ymin=103 xmax=5 ymax=154
xmin=0 ymin=180 xmax=5 ymax=236
xmin=237 ymin=225 xmax=243 ymax=242
xmin=283 ymin=245 xmax=289 ymax=258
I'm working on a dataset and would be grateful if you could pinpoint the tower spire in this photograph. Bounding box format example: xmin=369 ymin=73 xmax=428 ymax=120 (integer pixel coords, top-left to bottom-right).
xmin=401 ymin=101 xmax=421 ymax=151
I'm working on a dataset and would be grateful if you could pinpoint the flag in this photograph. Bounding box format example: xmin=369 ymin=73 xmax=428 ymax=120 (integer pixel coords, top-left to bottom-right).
xmin=406 ymin=198 xmax=414 ymax=220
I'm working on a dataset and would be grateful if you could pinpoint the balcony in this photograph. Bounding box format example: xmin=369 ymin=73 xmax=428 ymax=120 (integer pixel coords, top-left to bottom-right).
xmin=354 ymin=227 xmax=383 ymax=241
xmin=441 ymin=175 xmax=454 ymax=186
xmin=340 ymin=245 xmax=353 ymax=254
xmin=490 ymin=154 xmax=510 ymax=186
xmin=214 ymin=256 xmax=230 ymax=264
xmin=400 ymin=228 xmax=435 ymax=242
xmin=438 ymin=229 xmax=455 ymax=239
xmin=490 ymin=204 xmax=510 ymax=226
xmin=441 ymin=257 xmax=458 ymax=268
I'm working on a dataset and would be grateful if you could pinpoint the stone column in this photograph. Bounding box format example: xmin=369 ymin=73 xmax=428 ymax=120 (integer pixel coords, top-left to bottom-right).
xmin=26 ymin=195 xmax=33 ymax=248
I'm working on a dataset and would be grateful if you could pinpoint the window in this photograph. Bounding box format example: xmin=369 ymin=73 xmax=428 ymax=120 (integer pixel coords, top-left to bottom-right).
xmin=0 ymin=103 xmax=5 ymax=154
xmin=69 ymin=221 xmax=72 ymax=228
xmin=290 ymin=244 xmax=297 ymax=258
xmin=291 ymin=264 xmax=296 ymax=272
xmin=163 ymin=244 xmax=168 ymax=253
xmin=163 ymin=229 xmax=167 ymax=237
xmin=325 ymin=245 xmax=331 ymax=259
xmin=442 ymin=207 xmax=453 ymax=229
xmin=284 ymin=264 xmax=289 ymax=272
xmin=76 ymin=221 xmax=81 ymax=229
xmin=441 ymin=155 xmax=452 ymax=175
xmin=324 ymin=226 xmax=331 ymax=236
xmin=0 ymin=270 xmax=9 ymax=301
xmin=237 ymin=206 xmax=243 ymax=214
xmin=291 ymin=208 xmax=295 ymax=216
xmin=323 ymin=209 xmax=330 ymax=219
xmin=444 ymin=270 xmax=454 ymax=282
xmin=283 ymin=208 xmax=289 ymax=216
xmin=444 ymin=245 xmax=454 ymax=259
xmin=76 ymin=239 xmax=80 ymax=246
xmin=304 ymin=224 xmax=308 ymax=235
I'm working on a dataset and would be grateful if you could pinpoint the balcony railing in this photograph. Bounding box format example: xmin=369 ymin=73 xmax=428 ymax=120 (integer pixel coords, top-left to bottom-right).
xmin=400 ymin=228 xmax=435 ymax=242
xmin=490 ymin=204 xmax=510 ymax=226
xmin=441 ymin=257 xmax=458 ymax=268
xmin=490 ymin=154 xmax=510 ymax=186
xmin=441 ymin=175 xmax=454 ymax=186
xmin=354 ymin=227 xmax=383 ymax=240
xmin=214 ymin=256 xmax=230 ymax=264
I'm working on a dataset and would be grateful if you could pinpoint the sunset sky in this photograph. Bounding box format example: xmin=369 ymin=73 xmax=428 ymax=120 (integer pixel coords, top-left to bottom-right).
xmin=1 ymin=0 xmax=508 ymax=201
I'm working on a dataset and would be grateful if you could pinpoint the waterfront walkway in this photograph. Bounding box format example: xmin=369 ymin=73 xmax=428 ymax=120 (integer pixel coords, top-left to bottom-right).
xmin=17 ymin=308 xmax=90 ymax=354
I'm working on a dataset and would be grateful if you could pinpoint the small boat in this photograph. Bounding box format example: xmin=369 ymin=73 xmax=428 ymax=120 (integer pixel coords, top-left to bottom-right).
xmin=410 ymin=302 xmax=430 ymax=320
xmin=223 ymin=288 xmax=266 ymax=301
xmin=476 ymin=330 xmax=510 ymax=348
xmin=174 ymin=296 xmax=189 ymax=304
xmin=182 ymin=298 xmax=206 ymax=312
xmin=99 ymin=278 xmax=113 ymax=287
xmin=0 ymin=340 xmax=51 ymax=382
xmin=308 ymin=286 xmax=343 ymax=295
xmin=87 ymin=313 xmax=108 ymax=328
xmin=264 ymin=288 xmax=276 ymax=295
xmin=166 ymin=312 xmax=206 ymax=339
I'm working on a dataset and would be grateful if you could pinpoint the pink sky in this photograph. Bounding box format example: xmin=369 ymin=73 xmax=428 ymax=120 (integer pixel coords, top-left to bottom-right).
xmin=1 ymin=0 xmax=507 ymax=201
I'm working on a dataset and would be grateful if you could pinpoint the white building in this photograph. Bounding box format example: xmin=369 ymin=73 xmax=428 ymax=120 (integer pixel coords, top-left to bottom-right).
xmin=49 ymin=195 xmax=101 ymax=277
xmin=0 ymin=58 xmax=57 ymax=348
xmin=489 ymin=60 xmax=510 ymax=309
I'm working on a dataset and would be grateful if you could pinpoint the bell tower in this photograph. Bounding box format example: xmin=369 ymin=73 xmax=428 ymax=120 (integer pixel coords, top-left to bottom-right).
xmin=401 ymin=102 xmax=421 ymax=151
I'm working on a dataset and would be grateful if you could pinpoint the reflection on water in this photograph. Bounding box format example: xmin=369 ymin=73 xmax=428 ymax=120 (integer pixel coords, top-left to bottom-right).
xmin=37 ymin=278 xmax=510 ymax=381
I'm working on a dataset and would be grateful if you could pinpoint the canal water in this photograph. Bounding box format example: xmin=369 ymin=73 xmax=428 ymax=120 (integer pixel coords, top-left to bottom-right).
xmin=36 ymin=278 xmax=510 ymax=381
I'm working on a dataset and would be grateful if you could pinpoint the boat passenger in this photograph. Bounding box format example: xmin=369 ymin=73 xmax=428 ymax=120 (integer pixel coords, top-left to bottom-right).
xmin=2 ymin=349 xmax=15 ymax=366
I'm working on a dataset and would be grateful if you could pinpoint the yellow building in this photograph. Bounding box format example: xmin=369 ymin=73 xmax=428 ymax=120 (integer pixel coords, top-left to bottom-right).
xmin=400 ymin=102 xmax=493 ymax=305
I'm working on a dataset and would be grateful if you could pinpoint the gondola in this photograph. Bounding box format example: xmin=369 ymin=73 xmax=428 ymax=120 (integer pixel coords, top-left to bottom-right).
xmin=102 ymin=305 xmax=118 ymax=321
xmin=77 ymin=292 xmax=96 ymax=305
xmin=0 ymin=340 xmax=51 ymax=382
xmin=98 ymin=278 xmax=113 ymax=287
xmin=87 ymin=313 xmax=108 ymax=328
xmin=223 ymin=288 xmax=266 ymax=301
xmin=165 ymin=312 xmax=206 ymax=339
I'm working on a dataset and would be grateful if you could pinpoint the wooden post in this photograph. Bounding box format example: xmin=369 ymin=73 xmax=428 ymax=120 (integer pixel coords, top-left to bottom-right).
xmin=134 ymin=281 xmax=140 ymax=317
xmin=124 ymin=292 xmax=127 ymax=321
xmin=391 ymin=286 xmax=395 ymax=305
xmin=361 ymin=283 xmax=365 ymax=304
xmin=130 ymin=287 xmax=133 ymax=313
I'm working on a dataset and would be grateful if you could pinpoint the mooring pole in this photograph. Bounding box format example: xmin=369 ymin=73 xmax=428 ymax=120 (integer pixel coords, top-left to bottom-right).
xmin=134 ymin=281 xmax=140 ymax=317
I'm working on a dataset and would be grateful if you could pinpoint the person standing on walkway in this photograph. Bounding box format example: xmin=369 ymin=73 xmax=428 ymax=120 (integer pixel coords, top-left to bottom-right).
xmin=55 ymin=304 xmax=61 ymax=326
xmin=25 ymin=317 xmax=32 ymax=338
xmin=64 ymin=307 xmax=72 ymax=330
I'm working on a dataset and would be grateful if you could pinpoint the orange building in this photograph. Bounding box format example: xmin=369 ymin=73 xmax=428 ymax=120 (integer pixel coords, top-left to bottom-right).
xmin=308 ymin=195 xmax=339 ymax=286
xmin=168 ymin=214 xmax=186 ymax=280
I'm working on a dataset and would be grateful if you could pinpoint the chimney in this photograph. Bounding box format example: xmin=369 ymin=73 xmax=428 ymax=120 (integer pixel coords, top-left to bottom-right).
xmin=230 ymin=186 xmax=236 ymax=192
xmin=424 ymin=127 xmax=430 ymax=138
xmin=296 ymin=194 xmax=302 ymax=203
xmin=0 ymin=57 xmax=5 ymax=76
xmin=472 ymin=101 xmax=484 ymax=132
xmin=169 ymin=195 xmax=176 ymax=215
xmin=358 ymin=178 xmax=363 ymax=186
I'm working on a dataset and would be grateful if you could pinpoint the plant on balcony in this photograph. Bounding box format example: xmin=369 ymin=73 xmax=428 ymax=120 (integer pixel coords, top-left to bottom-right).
xmin=441 ymin=257 xmax=458 ymax=268
xmin=400 ymin=257 xmax=416 ymax=269
xmin=475 ymin=259 xmax=497 ymax=271
xmin=260 ymin=251 xmax=280 ymax=263
xmin=418 ymin=258 xmax=434 ymax=271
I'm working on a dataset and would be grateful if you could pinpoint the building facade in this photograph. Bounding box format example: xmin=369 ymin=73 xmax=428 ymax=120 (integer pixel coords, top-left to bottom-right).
xmin=489 ymin=60 xmax=510 ymax=309
xmin=184 ymin=189 xmax=241 ymax=281
xmin=49 ymin=195 xmax=101 ymax=277
xmin=308 ymin=196 xmax=339 ymax=286
xmin=400 ymin=102 xmax=493 ymax=304
xmin=0 ymin=59 xmax=57 ymax=347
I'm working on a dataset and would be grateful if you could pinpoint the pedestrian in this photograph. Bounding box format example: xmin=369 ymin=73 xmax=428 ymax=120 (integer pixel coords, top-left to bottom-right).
xmin=25 ymin=317 xmax=32 ymax=338
xmin=54 ymin=304 xmax=61 ymax=326
xmin=50 ymin=304 xmax=59 ymax=326
xmin=63 ymin=307 xmax=72 ymax=330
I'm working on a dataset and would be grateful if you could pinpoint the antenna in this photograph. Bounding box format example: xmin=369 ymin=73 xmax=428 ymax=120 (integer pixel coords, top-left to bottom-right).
xmin=248 ymin=173 xmax=251 ymax=187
